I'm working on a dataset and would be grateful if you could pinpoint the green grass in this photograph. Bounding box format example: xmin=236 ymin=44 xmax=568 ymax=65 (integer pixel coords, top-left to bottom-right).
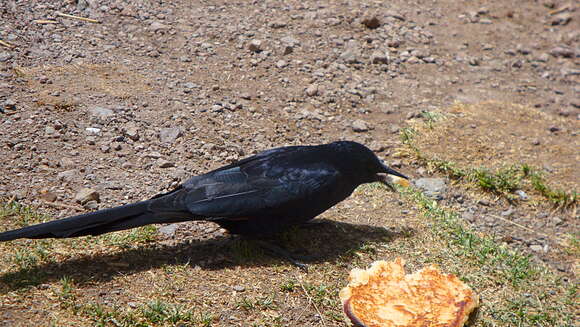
xmin=0 ymin=200 xmax=49 ymax=227
xmin=10 ymin=240 xmax=54 ymax=271
xmin=401 ymin=117 xmax=577 ymax=208
xmin=392 ymin=184 xmax=575 ymax=326
xmin=74 ymin=303 xmax=142 ymax=327
xmin=12 ymin=248 xmax=39 ymax=269
xmin=473 ymin=165 xmax=522 ymax=195
xmin=140 ymin=299 xmax=194 ymax=324
xmin=420 ymin=110 xmax=444 ymax=128
xmin=101 ymin=225 xmax=158 ymax=247
xmin=402 ymin=126 xmax=576 ymax=206
xmin=399 ymin=185 xmax=536 ymax=285
xmin=400 ymin=126 xmax=418 ymax=146
xmin=57 ymin=298 xmax=215 ymax=327
xmin=564 ymin=233 xmax=580 ymax=256
xmin=302 ymin=282 xmax=338 ymax=307
xmin=342 ymin=239 xmax=379 ymax=260
xmin=490 ymin=295 xmax=558 ymax=326
xmin=236 ymin=294 xmax=278 ymax=312
xmin=235 ymin=297 xmax=256 ymax=311
xmin=1 ymin=180 xmax=576 ymax=326
xmin=0 ymin=199 xmax=164 ymax=290
xmin=57 ymin=276 xmax=76 ymax=301
xmin=527 ymin=168 xmax=578 ymax=207
xmin=70 ymin=300 xmax=215 ymax=327
xmin=279 ymin=279 xmax=299 ymax=292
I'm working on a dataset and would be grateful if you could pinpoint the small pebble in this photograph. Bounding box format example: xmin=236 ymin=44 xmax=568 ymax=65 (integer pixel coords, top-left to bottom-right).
xmin=248 ymin=39 xmax=263 ymax=52
xmin=233 ymin=285 xmax=245 ymax=292
xmin=515 ymin=190 xmax=528 ymax=200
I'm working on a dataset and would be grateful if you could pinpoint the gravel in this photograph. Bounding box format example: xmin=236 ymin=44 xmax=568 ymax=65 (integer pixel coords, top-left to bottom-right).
xmin=414 ymin=178 xmax=447 ymax=200
xmin=159 ymin=127 xmax=182 ymax=143
xmin=0 ymin=0 xmax=576 ymax=277
xmin=74 ymin=188 xmax=100 ymax=205
xmin=158 ymin=224 xmax=179 ymax=238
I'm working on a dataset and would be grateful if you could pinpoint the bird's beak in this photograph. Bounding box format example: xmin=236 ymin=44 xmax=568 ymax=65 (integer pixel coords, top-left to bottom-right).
xmin=376 ymin=166 xmax=409 ymax=191
xmin=382 ymin=165 xmax=408 ymax=180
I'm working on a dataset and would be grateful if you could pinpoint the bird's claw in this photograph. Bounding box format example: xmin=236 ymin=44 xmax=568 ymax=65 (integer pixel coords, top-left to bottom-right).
xmin=294 ymin=261 xmax=308 ymax=272
xmin=254 ymin=240 xmax=311 ymax=271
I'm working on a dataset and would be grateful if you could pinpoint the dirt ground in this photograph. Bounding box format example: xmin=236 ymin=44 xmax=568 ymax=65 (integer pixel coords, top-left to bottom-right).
xmin=404 ymin=101 xmax=578 ymax=274
xmin=0 ymin=0 xmax=578 ymax=326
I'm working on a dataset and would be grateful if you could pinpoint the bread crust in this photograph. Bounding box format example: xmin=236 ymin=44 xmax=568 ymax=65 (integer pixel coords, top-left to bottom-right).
xmin=340 ymin=258 xmax=479 ymax=327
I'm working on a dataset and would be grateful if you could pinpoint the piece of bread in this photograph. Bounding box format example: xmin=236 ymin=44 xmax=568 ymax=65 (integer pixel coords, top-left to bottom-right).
xmin=390 ymin=175 xmax=411 ymax=188
xmin=340 ymin=258 xmax=479 ymax=327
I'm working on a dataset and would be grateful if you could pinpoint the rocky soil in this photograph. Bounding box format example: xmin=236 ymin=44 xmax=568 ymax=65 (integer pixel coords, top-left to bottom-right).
xmin=0 ymin=0 xmax=578 ymax=277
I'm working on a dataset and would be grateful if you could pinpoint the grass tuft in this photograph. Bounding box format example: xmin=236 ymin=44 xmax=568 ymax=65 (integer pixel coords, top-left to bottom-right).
xmin=400 ymin=186 xmax=536 ymax=285
xmin=102 ymin=225 xmax=158 ymax=247
xmin=526 ymin=168 xmax=577 ymax=207
xmin=401 ymin=111 xmax=577 ymax=209
xmin=279 ymin=279 xmax=299 ymax=292
xmin=0 ymin=200 xmax=49 ymax=227
xmin=236 ymin=294 xmax=278 ymax=311
xmin=400 ymin=126 xmax=418 ymax=146
xmin=141 ymin=299 xmax=193 ymax=324
xmin=420 ymin=110 xmax=444 ymax=128
xmin=417 ymin=155 xmax=577 ymax=207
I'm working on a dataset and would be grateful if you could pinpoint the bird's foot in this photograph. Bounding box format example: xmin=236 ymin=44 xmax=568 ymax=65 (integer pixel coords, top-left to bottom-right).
xmin=253 ymin=240 xmax=310 ymax=271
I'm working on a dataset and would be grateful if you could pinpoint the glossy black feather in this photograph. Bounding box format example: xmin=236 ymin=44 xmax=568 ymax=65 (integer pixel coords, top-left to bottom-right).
xmin=0 ymin=141 xmax=407 ymax=241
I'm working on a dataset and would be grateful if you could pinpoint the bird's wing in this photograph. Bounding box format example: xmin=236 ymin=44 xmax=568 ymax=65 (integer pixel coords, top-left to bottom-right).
xmin=175 ymin=161 xmax=341 ymax=219
xmin=209 ymin=146 xmax=302 ymax=173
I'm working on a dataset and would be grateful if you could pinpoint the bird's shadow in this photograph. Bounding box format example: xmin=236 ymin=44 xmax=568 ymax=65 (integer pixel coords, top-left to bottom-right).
xmin=0 ymin=219 xmax=415 ymax=294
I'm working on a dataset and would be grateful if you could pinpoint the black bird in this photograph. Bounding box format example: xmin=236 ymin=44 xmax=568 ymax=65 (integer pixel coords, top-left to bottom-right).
xmin=0 ymin=141 xmax=407 ymax=242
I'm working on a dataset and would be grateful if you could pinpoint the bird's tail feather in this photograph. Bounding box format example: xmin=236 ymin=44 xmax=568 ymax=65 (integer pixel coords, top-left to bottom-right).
xmin=0 ymin=200 xmax=194 ymax=242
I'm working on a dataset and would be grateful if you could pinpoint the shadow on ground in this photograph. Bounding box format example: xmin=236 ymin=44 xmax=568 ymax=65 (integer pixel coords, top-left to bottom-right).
xmin=0 ymin=219 xmax=414 ymax=293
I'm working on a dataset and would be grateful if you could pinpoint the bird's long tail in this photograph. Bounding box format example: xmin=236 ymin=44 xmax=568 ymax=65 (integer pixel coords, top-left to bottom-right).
xmin=0 ymin=199 xmax=195 ymax=242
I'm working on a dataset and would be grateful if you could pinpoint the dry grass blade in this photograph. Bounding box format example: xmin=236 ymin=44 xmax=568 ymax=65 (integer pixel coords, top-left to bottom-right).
xmin=0 ymin=40 xmax=16 ymax=48
xmin=33 ymin=20 xmax=58 ymax=24
xmin=55 ymin=12 xmax=101 ymax=24
xmin=490 ymin=214 xmax=565 ymax=243
xmin=549 ymin=5 xmax=569 ymax=15
xmin=299 ymin=278 xmax=327 ymax=326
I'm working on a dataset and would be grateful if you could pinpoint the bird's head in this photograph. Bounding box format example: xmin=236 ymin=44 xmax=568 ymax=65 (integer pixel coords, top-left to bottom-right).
xmin=329 ymin=141 xmax=409 ymax=190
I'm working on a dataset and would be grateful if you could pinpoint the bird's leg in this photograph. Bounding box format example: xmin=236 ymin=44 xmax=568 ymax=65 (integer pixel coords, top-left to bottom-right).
xmin=297 ymin=219 xmax=328 ymax=229
xmin=252 ymin=239 xmax=309 ymax=271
